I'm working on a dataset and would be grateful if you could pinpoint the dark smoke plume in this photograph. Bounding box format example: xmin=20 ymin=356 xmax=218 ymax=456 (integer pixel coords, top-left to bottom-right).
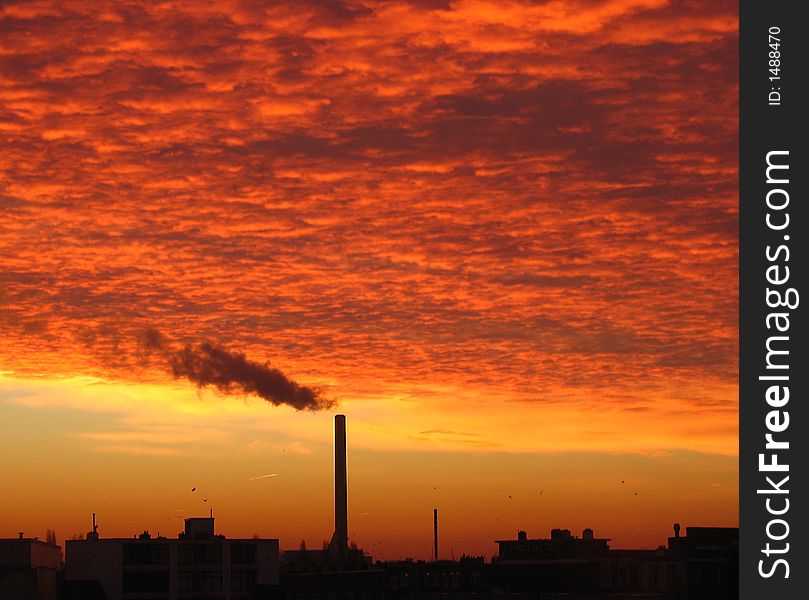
xmin=139 ymin=329 xmax=332 ymax=411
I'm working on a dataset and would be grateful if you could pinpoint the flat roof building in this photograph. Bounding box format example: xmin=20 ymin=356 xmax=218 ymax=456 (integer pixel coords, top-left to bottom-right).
xmin=496 ymin=528 xmax=611 ymax=561
xmin=64 ymin=517 xmax=279 ymax=600
xmin=0 ymin=535 xmax=62 ymax=600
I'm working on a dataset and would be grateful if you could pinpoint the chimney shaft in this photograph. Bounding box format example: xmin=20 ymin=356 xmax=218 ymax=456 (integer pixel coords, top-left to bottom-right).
xmin=335 ymin=414 xmax=348 ymax=551
xmin=433 ymin=508 xmax=438 ymax=561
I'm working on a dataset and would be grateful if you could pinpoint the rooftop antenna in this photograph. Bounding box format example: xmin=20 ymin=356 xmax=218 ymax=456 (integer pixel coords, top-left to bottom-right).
xmin=87 ymin=513 xmax=99 ymax=540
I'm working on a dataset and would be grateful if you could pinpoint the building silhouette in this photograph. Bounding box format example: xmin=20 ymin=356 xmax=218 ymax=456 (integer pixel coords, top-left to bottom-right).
xmin=665 ymin=526 xmax=738 ymax=600
xmin=497 ymin=528 xmax=611 ymax=560
xmin=279 ymin=525 xmax=737 ymax=600
xmin=489 ymin=525 xmax=737 ymax=600
xmin=0 ymin=534 xmax=61 ymax=600
xmin=62 ymin=517 xmax=279 ymax=600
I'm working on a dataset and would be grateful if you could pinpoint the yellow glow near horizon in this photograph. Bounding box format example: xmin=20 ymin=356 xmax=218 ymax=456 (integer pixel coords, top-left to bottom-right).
xmin=1 ymin=372 xmax=736 ymax=557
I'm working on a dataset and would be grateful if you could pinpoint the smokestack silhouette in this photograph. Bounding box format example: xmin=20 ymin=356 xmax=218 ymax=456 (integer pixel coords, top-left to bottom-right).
xmin=434 ymin=508 xmax=438 ymax=561
xmin=333 ymin=414 xmax=348 ymax=553
xmin=139 ymin=329 xmax=331 ymax=411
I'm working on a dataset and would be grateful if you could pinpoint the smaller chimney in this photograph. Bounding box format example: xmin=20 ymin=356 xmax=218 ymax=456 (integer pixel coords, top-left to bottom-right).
xmin=433 ymin=508 xmax=438 ymax=561
xmin=517 ymin=530 xmax=527 ymax=542
xmin=87 ymin=514 xmax=99 ymax=540
xmin=674 ymin=523 xmax=681 ymax=538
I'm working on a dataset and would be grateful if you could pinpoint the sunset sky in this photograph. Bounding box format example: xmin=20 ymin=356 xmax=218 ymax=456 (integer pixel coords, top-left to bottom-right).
xmin=0 ymin=0 xmax=738 ymax=558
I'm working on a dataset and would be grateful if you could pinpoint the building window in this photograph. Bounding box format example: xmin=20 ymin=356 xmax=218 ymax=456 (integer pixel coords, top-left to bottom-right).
xmin=178 ymin=570 xmax=223 ymax=592
xmin=231 ymin=543 xmax=257 ymax=564
xmin=231 ymin=569 xmax=258 ymax=591
xmin=123 ymin=543 xmax=169 ymax=565
xmin=122 ymin=570 xmax=169 ymax=593
xmin=649 ymin=564 xmax=658 ymax=589
xmin=178 ymin=543 xmax=223 ymax=565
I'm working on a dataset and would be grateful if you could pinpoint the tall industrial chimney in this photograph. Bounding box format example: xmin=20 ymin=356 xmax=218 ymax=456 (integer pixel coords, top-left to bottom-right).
xmin=334 ymin=414 xmax=348 ymax=552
